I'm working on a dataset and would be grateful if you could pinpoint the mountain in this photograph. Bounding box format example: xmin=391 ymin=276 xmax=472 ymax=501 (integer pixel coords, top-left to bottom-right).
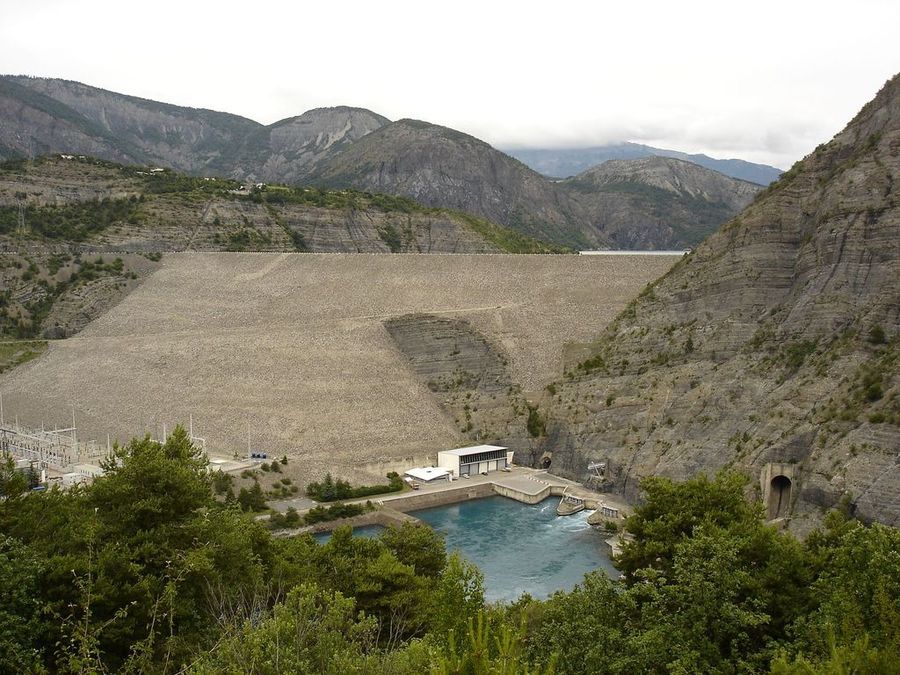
xmin=506 ymin=142 xmax=784 ymax=185
xmin=0 ymin=75 xmax=766 ymax=249
xmin=307 ymin=119 xmax=604 ymax=249
xmin=523 ymin=74 xmax=900 ymax=531
xmin=2 ymin=75 xmax=260 ymax=172
xmin=562 ymin=157 xmax=762 ymax=249
xmin=310 ymin=123 xmax=760 ymax=250
xmin=220 ymin=106 xmax=389 ymax=184
xmin=0 ymin=76 xmax=389 ymax=183
xmin=0 ymin=76 xmax=144 ymax=164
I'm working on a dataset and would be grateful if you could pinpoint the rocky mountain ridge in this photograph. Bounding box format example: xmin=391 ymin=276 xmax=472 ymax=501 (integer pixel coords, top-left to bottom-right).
xmin=308 ymin=118 xmax=602 ymax=249
xmin=0 ymin=76 xmax=259 ymax=171
xmin=507 ymin=142 xmax=784 ymax=184
xmin=1 ymin=75 xmax=763 ymax=249
xmin=223 ymin=106 xmax=390 ymax=185
xmin=563 ymin=157 xmax=762 ymax=248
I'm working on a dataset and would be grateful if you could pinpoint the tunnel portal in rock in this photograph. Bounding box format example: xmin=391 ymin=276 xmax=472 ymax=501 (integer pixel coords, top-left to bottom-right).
xmin=768 ymin=474 xmax=792 ymax=520
xmin=760 ymin=462 xmax=798 ymax=522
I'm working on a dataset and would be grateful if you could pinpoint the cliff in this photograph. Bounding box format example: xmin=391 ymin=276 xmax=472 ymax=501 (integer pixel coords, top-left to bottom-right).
xmin=530 ymin=74 xmax=900 ymax=532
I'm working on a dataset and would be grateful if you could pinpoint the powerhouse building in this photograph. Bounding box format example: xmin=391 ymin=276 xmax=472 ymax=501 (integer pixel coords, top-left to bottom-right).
xmin=437 ymin=444 xmax=512 ymax=477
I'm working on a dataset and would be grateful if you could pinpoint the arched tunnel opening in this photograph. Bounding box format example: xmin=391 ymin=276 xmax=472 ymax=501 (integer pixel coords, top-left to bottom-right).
xmin=539 ymin=452 xmax=552 ymax=470
xmin=768 ymin=475 xmax=792 ymax=520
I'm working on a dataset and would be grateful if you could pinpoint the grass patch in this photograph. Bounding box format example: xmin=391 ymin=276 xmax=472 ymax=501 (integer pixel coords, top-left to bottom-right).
xmin=0 ymin=340 xmax=48 ymax=374
xmin=454 ymin=211 xmax=571 ymax=254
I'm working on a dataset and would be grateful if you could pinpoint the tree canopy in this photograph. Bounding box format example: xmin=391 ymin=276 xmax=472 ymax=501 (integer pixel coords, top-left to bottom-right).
xmin=0 ymin=437 xmax=896 ymax=673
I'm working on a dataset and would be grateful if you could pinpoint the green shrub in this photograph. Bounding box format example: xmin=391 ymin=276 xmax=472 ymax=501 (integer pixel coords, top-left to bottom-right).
xmin=306 ymin=472 xmax=403 ymax=502
xmin=866 ymin=383 xmax=884 ymax=402
xmin=784 ymin=340 xmax=818 ymax=371
xmin=270 ymin=506 xmax=302 ymax=530
xmin=303 ymin=501 xmax=374 ymax=525
xmin=868 ymin=325 xmax=886 ymax=345
xmin=577 ymin=353 xmax=606 ymax=374
xmin=526 ymin=404 xmax=545 ymax=438
xmin=211 ymin=470 xmax=234 ymax=495
xmin=237 ymin=481 xmax=266 ymax=512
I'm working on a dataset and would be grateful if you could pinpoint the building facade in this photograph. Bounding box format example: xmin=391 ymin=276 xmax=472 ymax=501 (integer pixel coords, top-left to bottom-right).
xmin=437 ymin=444 xmax=511 ymax=477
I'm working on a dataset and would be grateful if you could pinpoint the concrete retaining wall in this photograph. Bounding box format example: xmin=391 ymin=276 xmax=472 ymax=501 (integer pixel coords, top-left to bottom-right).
xmin=494 ymin=483 xmax=551 ymax=504
xmin=380 ymin=482 xmax=496 ymax=513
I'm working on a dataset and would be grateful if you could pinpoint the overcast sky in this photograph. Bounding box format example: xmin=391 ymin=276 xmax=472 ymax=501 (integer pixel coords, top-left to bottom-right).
xmin=3 ymin=0 xmax=899 ymax=169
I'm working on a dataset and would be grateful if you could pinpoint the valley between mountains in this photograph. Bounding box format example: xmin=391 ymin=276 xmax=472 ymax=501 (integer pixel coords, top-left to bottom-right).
xmin=0 ymin=73 xmax=897 ymax=531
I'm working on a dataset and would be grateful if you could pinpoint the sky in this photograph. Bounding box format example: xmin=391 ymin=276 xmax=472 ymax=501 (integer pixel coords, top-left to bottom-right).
xmin=2 ymin=0 xmax=899 ymax=169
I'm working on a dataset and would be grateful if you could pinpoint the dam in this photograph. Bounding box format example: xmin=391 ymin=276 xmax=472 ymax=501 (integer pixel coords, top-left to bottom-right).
xmin=0 ymin=252 xmax=678 ymax=486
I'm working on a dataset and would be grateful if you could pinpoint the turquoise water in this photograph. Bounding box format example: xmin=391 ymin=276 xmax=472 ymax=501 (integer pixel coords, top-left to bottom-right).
xmin=314 ymin=524 xmax=384 ymax=544
xmin=413 ymin=495 xmax=618 ymax=602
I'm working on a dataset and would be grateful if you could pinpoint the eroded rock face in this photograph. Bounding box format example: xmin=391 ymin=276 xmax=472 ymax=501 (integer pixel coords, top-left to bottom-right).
xmin=2 ymin=76 xmax=259 ymax=172
xmin=383 ymin=314 xmax=534 ymax=451
xmin=539 ymin=74 xmax=900 ymax=532
xmin=227 ymin=107 xmax=390 ymax=184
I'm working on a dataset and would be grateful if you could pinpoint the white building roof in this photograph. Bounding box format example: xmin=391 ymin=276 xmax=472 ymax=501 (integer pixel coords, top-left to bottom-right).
xmin=405 ymin=467 xmax=450 ymax=482
xmin=438 ymin=444 xmax=508 ymax=457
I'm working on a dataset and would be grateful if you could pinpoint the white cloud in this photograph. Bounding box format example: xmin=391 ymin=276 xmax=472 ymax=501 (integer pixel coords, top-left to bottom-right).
xmin=1 ymin=0 xmax=899 ymax=168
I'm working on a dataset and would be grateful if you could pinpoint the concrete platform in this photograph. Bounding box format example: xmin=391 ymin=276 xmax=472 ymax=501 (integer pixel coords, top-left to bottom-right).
xmin=493 ymin=473 xmax=552 ymax=504
xmin=492 ymin=473 xmax=551 ymax=495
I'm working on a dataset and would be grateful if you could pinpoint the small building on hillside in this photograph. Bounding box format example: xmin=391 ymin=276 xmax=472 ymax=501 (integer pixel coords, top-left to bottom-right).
xmin=437 ymin=444 xmax=511 ymax=477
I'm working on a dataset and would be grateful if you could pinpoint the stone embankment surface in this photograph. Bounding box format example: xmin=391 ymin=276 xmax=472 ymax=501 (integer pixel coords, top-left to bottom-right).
xmin=0 ymin=252 xmax=676 ymax=485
